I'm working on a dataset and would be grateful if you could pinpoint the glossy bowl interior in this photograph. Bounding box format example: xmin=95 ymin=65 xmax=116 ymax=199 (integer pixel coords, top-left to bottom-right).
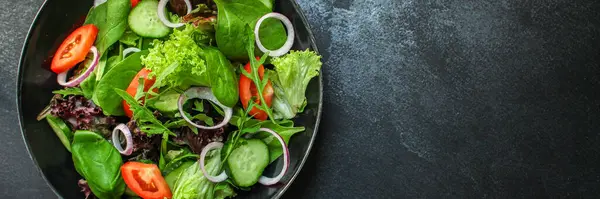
xmin=17 ymin=0 xmax=322 ymax=198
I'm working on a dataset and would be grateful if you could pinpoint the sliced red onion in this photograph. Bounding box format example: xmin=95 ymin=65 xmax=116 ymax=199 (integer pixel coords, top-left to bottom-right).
xmin=57 ymin=46 xmax=99 ymax=87
xmin=253 ymin=128 xmax=290 ymax=185
xmin=177 ymin=87 xmax=232 ymax=130
xmin=158 ymin=0 xmax=192 ymax=28
xmin=111 ymin=123 xmax=133 ymax=155
xmin=199 ymin=142 xmax=228 ymax=183
xmin=254 ymin=13 xmax=295 ymax=57
xmin=123 ymin=47 xmax=141 ymax=57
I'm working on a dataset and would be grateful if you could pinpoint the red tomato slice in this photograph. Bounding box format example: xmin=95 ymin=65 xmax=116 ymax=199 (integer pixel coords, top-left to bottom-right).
xmin=51 ymin=24 xmax=98 ymax=74
xmin=131 ymin=0 xmax=140 ymax=7
xmin=121 ymin=162 xmax=172 ymax=199
xmin=123 ymin=68 xmax=156 ymax=118
xmin=239 ymin=61 xmax=274 ymax=120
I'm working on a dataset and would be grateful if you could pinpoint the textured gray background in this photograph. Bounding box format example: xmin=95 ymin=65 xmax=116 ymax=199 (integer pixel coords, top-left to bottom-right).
xmin=4 ymin=0 xmax=600 ymax=198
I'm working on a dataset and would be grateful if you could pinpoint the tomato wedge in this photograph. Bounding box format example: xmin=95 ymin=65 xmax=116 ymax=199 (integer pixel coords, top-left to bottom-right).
xmin=239 ymin=61 xmax=274 ymax=120
xmin=123 ymin=68 xmax=156 ymax=118
xmin=131 ymin=0 xmax=140 ymax=7
xmin=121 ymin=162 xmax=172 ymax=199
xmin=51 ymin=24 xmax=98 ymax=74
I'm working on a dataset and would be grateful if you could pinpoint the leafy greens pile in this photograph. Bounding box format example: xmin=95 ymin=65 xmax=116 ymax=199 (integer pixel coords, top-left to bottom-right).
xmin=39 ymin=0 xmax=322 ymax=198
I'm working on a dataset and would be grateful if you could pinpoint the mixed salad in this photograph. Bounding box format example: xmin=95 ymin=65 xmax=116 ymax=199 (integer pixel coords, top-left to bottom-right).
xmin=36 ymin=0 xmax=321 ymax=198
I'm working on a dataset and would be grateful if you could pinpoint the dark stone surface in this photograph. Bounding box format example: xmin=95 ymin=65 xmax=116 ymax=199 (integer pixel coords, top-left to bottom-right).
xmin=3 ymin=0 xmax=600 ymax=198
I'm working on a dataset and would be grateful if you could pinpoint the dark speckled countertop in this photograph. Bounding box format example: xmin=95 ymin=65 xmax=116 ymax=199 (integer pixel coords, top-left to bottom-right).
xmin=3 ymin=0 xmax=600 ymax=198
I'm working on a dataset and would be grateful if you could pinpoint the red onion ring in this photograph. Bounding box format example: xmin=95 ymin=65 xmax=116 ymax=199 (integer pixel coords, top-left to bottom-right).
xmin=177 ymin=87 xmax=232 ymax=130
xmin=257 ymin=128 xmax=290 ymax=185
xmin=158 ymin=0 xmax=192 ymax=28
xmin=56 ymin=46 xmax=99 ymax=87
xmin=111 ymin=123 xmax=133 ymax=155
xmin=245 ymin=128 xmax=290 ymax=185
xmin=123 ymin=47 xmax=141 ymax=57
xmin=199 ymin=142 xmax=228 ymax=183
xmin=254 ymin=13 xmax=295 ymax=57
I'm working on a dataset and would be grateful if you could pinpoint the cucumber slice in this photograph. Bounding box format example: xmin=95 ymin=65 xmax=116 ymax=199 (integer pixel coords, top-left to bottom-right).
xmin=46 ymin=115 xmax=73 ymax=152
xmin=128 ymin=0 xmax=170 ymax=38
xmin=227 ymin=139 xmax=270 ymax=187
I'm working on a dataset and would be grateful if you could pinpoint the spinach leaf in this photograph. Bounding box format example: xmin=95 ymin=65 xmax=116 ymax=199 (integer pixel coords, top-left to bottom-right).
xmin=71 ymin=130 xmax=125 ymax=199
xmin=52 ymin=87 xmax=83 ymax=97
xmin=214 ymin=0 xmax=286 ymax=60
xmin=84 ymin=2 xmax=107 ymax=26
xmin=257 ymin=0 xmax=274 ymax=10
xmin=81 ymin=0 xmax=130 ymax=98
xmin=202 ymin=47 xmax=239 ymax=107
xmin=93 ymin=51 xmax=148 ymax=116
xmin=85 ymin=0 xmax=131 ymax=54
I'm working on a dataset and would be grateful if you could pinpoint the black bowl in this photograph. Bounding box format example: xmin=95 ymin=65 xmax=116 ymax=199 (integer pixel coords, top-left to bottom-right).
xmin=17 ymin=0 xmax=322 ymax=198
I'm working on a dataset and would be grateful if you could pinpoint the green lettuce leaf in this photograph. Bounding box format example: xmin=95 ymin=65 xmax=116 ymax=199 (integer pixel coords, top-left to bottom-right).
xmin=172 ymin=149 xmax=234 ymax=199
xmin=270 ymin=50 xmax=322 ymax=119
xmin=142 ymin=24 xmax=211 ymax=89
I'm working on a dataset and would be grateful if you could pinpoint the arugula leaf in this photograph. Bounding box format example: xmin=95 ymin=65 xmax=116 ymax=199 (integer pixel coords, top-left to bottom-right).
xmin=243 ymin=26 xmax=276 ymax=121
xmin=162 ymin=149 xmax=198 ymax=175
xmin=52 ymin=87 xmax=84 ymax=97
xmin=229 ymin=113 xmax=304 ymax=162
xmin=165 ymin=113 xmax=214 ymax=130
xmin=114 ymin=88 xmax=175 ymax=136
xmin=193 ymin=100 xmax=204 ymax=112
xmin=134 ymin=77 xmax=145 ymax=101
xmin=254 ymin=121 xmax=304 ymax=162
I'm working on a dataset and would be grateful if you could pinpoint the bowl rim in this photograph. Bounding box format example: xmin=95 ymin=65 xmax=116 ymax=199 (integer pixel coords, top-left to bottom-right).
xmin=15 ymin=0 xmax=323 ymax=198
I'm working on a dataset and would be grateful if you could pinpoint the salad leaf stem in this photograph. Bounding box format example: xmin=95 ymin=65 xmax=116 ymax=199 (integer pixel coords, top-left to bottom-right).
xmin=243 ymin=27 xmax=278 ymax=124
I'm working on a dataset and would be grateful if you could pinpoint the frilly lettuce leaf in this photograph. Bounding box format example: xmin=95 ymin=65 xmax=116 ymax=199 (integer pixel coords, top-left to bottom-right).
xmin=171 ymin=149 xmax=235 ymax=199
xmin=142 ymin=24 xmax=211 ymax=89
xmin=270 ymin=50 xmax=322 ymax=119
